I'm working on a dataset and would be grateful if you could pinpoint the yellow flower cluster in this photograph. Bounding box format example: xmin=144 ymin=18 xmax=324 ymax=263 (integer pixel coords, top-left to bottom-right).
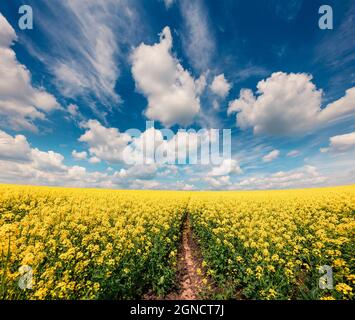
xmin=0 ymin=184 xmax=354 ymax=300
xmin=188 ymin=186 xmax=355 ymax=300
xmin=0 ymin=185 xmax=189 ymax=299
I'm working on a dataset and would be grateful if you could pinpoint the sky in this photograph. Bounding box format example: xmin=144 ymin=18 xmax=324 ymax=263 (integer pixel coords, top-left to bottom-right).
xmin=0 ymin=0 xmax=354 ymax=190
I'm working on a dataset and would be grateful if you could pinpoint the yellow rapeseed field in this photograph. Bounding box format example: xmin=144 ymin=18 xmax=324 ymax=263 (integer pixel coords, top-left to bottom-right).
xmin=189 ymin=186 xmax=355 ymax=300
xmin=0 ymin=185 xmax=189 ymax=299
xmin=0 ymin=184 xmax=354 ymax=300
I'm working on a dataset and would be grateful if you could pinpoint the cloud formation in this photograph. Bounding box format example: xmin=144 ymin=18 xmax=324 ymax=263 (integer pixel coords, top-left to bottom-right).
xmin=228 ymin=72 xmax=355 ymax=136
xmin=163 ymin=0 xmax=174 ymax=9
xmin=131 ymin=27 xmax=204 ymax=127
xmin=210 ymin=74 xmax=231 ymax=98
xmin=263 ymin=149 xmax=280 ymax=162
xmin=24 ymin=0 xmax=144 ymax=121
xmin=79 ymin=119 xmax=217 ymax=167
xmin=0 ymin=130 xmax=31 ymax=162
xmin=0 ymin=14 xmax=59 ymax=131
xmin=208 ymin=159 xmax=242 ymax=176
xmin=179 ymin=0 xmax=215 ymax=71
xmin=0 ymin=129 xmax=160 ymax=189
xmin=320 ymin=132 xmax=355 ymax=153
xmin=79 ymin=120 xmax=132 ymax=164
xmin=238 ymin=165 xmax=327 ymax=190
xmin=72 ymin=150 xmax=88 ymax=160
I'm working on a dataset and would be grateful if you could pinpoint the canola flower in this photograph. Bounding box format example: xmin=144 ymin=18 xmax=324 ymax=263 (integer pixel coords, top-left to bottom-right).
xmin=188 ymin=186 xmax=355 ymax=300
xmin=0 ymin=184 xmax=354 ymax=300
xmin=0 ymin=185 xmax=189 ymax=299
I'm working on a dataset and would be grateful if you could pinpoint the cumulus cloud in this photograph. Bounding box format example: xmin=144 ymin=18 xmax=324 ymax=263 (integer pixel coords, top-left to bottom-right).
xmin=124 ymin=127 xmax=218 ymax=167
xmin=79 ymin=121 xmax=165 ymax=166
xmin=88 ymin=156 xmax=101 ymax=164
xmin=79 ymin=120 xmax=132 ymax=163
xmin=210 ymin=74 xmax=231 ymax=98
xmin=31 ymin=148 xmax=66 ymax=172
xmin=238 ymin=165 xmax=327 ymax=190
xmin=0 ymin=129 xmax=342 ymax=191
xmin=208 ymin=159 xmax=242 ymax=176
xmin=205 ymin=176 xmax=231 ymax=189
xmin=195 ymin=74 xmax=207 ymax=95
xmin=0 ymin=128 xmax=204 ymax=190
xmin=263 ymin=149 xmax=280 ymax=162
xmin=79 ymin=119 xmax=216 ymax=168
xmin=0 ymin=129 xmax=162 ymax=189
xmin=115 ymin=164 xmax=158 ymax=180
xmin=320 ymin=132 xmax=355 ymax=153
xmin=128 ymin=179 xmax=161 ymax=190
xmin=0 ymin=13 xmax=16 ymax=47
xmin=131 ymin=27 xmax=203 ymax=127
xmin=0 ymin=14 xmax=59 ymax=131
xmin=0 ymin=130 xmax=31 ymax=161
xmin=169 ymin=181 xmax=195 ymax=191
xmin=228 ymin=72 xmax=355 ymax=135
xmin=0 ymin=129 xmax=111 ymax=188
xmin=72 ymin=150 xmax=88 ymax=160
xmin=204 ymin=158 xmax=242 ymax=189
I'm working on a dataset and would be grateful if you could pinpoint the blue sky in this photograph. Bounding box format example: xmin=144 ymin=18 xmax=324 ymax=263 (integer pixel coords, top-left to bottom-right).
xmin=0 ymin=0 xmax=354 ymax=190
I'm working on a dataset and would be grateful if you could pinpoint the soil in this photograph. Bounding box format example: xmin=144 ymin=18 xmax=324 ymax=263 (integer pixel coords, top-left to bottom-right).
xmin=144 ymin=215 xmax=208 ymax=300
xmin=165 ymin=216 xmax=205 ymax=300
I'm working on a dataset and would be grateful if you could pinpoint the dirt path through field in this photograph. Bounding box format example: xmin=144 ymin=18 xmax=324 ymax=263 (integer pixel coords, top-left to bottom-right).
xmin=163 ymin=215 xmax=206 ymax=300
xmin=144 ymin=214 xmax=208 ymax=300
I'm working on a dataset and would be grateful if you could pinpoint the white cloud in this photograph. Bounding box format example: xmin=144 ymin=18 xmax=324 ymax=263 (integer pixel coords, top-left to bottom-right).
xmin=234 ymin=65 xmax=269 ymax=83
xmin=72 ymin=150 xmax=88 ymax=160
xmin=263 ymin=149 xmax=280 ymax=162
xmin=179 ymin=183 xmax=195 ymax=191
xmin=205 ymin=176 xmax=231 ymax=189
xmin=320 ymin=132 xmax=355 ymax=153
xmin=204 ymin=158 xmax=242 ymax=189
xmin=131 ymin=27 xmax=203 ymax=127
xmin=0 ymin=130 xmax=31 ymax=161
xmin=122 ymin=126 xmax=214 ymax=166
xmin=66 ymin=104 xmax=84 ymax=122
xmin=0 ymin=13 xmax=16 ymax=47
xmin=212 ymin=99 xmax=219 ymax=110
xmin=0 ymin=129 xmax=349 ymax=191
xmin=238 ymin=165 xmax=327 ymax=190
xmin=179 ymin=0 xmax=215 ymax=71
xmin=0 ymin=129 xmax=133 ymax=189
xmin=115 ymin=164 xmax=158 ymax=180
xmin=317 ymin=88 xmax=355 ymax=124
xmin=78 ymin=120 xmax=218 ymax=183
xmin=287 ymin=150 xmax=300 ymax=157
xmin=31 ymin=148 xmax=66 ymax=172
xmin=195 ymin=74 xmax=207 ymax=95
xmin=208 ymin=159 xmax=242 ymax=176
xmin=210 ymin=74 xmax=231 ymax=98
xmin=158 ymin=164 xmax=179 ymax=177
xmin=163 ymin=0 xmax=174 ymax=9
xmin=129 ymin=179 xmax=161 ymax=190
xmin=52 ymin=20 xmax=120 ymax=107
xmin=24 ymin=1 xmax=144 ymax=120
xmin=228 ymin=72 xmax=355 ymax=135
xmin=0 ymin=129 xmax=192 ymax=190
xmin=0 ymin=14 xmax=59 ymax=131
xmin=88 ymin=156 xmax=101 ymax=164
xmin=79 ymin=120 xmax=132 ymax=163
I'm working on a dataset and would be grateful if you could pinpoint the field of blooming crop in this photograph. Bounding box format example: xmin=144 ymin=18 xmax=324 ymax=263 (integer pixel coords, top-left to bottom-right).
xmin=0 ymin=184 xmax=354 ymax=300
